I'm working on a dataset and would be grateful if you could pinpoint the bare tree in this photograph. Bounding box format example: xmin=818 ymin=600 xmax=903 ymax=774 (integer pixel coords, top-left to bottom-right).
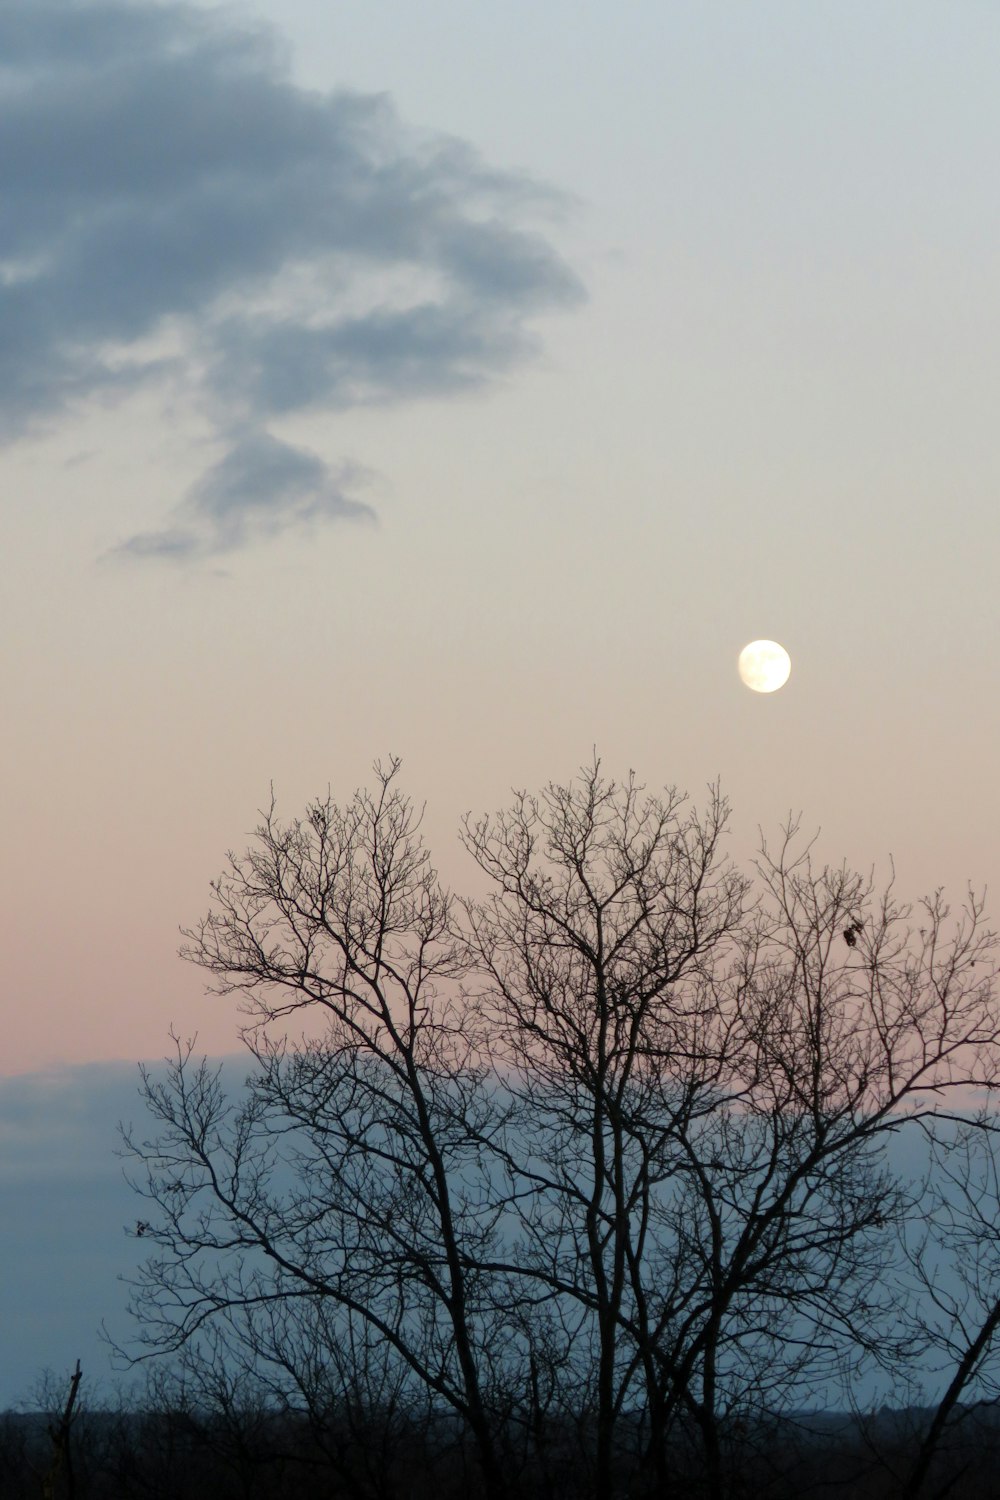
xmin=880 ymin=1113 xmax=1000 ymax=1500
xmin=119 ymin=761 xmax=515 ymax=1500
xmin=460 ymin=772 xmax=1000 ymax=1498
xmin=31 ymin=1361 xmax=83 ymax=1500
xmin=118 ymin=757 xmax=1000 ymax=1500
xmin=460 ymin=764 xmax=752 ymax=1496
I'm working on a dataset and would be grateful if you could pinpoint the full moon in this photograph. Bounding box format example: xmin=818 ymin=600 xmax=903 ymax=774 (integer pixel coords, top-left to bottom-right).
xmin=738 ymin=640 xmax=791 ymax=693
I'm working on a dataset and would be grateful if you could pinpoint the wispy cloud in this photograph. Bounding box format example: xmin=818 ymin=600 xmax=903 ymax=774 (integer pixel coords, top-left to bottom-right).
xmin=0 ymin=1 xmax=583 ymax=558
xmin=115 ymin=432 xmax=376 ymax=559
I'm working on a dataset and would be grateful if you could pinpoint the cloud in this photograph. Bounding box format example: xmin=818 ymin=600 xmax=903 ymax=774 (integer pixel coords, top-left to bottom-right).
xmin=0 ymin=1056 xmax=248 ymax=1408
xmin=0 ymin=1055 xmax=957 ymax=1413
xmin=208 ymin=301 xmax=537 ymax=416
xmin=0 ymin=1 xmax=583 ymax=558
xmin=0 ymin=1059 xmax=145 ymax=1182
xmin=115 ymin=431 xmax=376 ymax=558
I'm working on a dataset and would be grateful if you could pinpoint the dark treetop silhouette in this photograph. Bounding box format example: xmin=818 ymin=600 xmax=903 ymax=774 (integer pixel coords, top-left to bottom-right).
xmin=117 ymin=759 xmax=1000 ymax=1500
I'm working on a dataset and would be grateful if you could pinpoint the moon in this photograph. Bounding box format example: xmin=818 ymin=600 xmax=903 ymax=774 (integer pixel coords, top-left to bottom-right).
xmin=738 ymin=640 xmax=791 ymax=693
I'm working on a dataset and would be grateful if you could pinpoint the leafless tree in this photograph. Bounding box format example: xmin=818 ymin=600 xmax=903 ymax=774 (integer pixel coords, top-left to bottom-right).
xmin=460 ymin=766 xmax=752 ymax=1495
xmin=460 ymin=771 xmax=1000 ymax=1498
xmin=23 ymin=1362 xmax=83 ymax=1500
xmin=873 ymin=1112 xmax=1000 ymax=1500
xmin=118 ymin=758 xmax=1000 ymax=1500
xmin=119 ymin=761 xmax=516 ymax=1500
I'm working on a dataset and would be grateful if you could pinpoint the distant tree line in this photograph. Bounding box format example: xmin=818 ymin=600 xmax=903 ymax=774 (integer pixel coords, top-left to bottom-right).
xmin=85 ymin=760 xmax=1000 ymax=1497
xmin=8 ymin=1367 xmax=1000 ymax=1500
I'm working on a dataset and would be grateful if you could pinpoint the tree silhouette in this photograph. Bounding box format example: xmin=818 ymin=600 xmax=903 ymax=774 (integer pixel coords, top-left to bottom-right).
xmin=117 ymin=758 xmax=1000 ymax=1500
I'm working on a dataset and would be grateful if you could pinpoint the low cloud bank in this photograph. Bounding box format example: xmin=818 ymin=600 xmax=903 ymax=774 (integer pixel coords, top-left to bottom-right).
xmin=0 ymin=1056 xmax=246 ymax=1409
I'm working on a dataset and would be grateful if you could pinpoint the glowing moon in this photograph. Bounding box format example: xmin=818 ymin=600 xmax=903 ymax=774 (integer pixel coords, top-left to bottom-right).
xmin=738 ymin=640 xmax=791 ymax=693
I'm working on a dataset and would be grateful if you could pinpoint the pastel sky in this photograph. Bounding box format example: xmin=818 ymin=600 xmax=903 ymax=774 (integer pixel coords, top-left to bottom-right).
xmin=3 ymin=0 xmax=1000 ymax=1402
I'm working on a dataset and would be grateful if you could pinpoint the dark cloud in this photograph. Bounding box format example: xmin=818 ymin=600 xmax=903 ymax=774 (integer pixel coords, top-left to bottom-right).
xmin=0 ymin=1 xmax=583 ymax=558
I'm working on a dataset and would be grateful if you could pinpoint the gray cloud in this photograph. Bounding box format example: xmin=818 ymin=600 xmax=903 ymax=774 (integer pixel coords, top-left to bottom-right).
xmin=0 ymin=1055 xmax=956 ymax=1413
xmin=116 ymin=432 xmax=376 ymax=559
xmin=0 ymin=1056 xmax=248 ymax=1408
xmin=209 ymin=301 xmax=536 ymax=416
xmin=0 ymin=1 xmax=583 ymax=558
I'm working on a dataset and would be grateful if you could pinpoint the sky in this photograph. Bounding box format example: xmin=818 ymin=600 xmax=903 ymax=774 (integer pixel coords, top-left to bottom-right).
xmin=3 ymin=0 xmax=1000 ymax=1405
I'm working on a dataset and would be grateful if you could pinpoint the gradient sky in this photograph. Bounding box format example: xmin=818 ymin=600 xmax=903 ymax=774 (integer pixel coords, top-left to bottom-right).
xmin=3 ymin=0 xmax=1000 ymax=1403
